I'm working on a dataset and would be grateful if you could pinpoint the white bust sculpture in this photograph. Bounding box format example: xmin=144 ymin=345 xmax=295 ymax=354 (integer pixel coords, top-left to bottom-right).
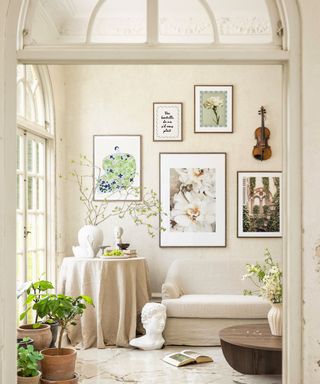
xmin=129 ymin=303 xmax=167 ymax=351
xmin=114 ymin=226 xmax=123 ymax=248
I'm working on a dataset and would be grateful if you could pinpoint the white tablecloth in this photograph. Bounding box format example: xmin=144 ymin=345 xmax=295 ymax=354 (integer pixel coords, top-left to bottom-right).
xmin=58 ymin=257 xmax=151 ymax=349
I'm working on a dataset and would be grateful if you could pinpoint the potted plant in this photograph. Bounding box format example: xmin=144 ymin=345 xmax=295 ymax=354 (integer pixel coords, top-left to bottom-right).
xmin=17 ymin=344 xmax=43 ymax=384
xmin=17 ymin=279 xmax=55 ymax=350
xmin=17 ymin=337 xmax=34 ymax=349
xmin=34 ymin=293 xmax=93 ymax=382
xmin=242 ymin=249 xmax=283 ymax=336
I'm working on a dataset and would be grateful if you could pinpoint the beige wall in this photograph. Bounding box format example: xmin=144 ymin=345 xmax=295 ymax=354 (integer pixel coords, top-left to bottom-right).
xmin=52 ymin=64 xmax=283 ymax=294
xmin=299 ymin=0 xmax=320 ymax=382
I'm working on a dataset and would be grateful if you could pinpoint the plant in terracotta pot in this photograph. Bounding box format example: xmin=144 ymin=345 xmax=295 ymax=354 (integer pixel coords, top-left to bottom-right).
xmin=242 ymin=249 xmax=283 ymax=336
xmin=34 ymin=293 xmax=93 ymax=382
xmin=17 ymin=344 xmax=43 ymax=384
xmin=17 ymin=279 xmax=55 ymax=350
xmin=17 ymin=337 xmax=34 ymax=349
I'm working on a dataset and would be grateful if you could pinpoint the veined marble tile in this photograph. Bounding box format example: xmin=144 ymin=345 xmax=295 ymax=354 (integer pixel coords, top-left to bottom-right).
xmin=76 ymin=346 xmax=281 ymax=384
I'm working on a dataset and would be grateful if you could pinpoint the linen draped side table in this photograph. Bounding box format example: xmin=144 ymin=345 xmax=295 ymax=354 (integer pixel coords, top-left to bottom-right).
xmin=58 ymin=257 xmax=151 ymax=349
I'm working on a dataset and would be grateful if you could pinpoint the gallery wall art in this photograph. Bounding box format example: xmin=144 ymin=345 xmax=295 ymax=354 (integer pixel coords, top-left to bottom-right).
xmin=93 ymin=135 xmax=141 ymax=201
xmin=159 ymin=152 xmax=226 ymax=247
xmin=194 ymin=85 xmax=233 ymax=133
xmin=153 ymin=102 xmax=183 ymax=141
xmin=237 ymin=171 xmax=282 ymax=237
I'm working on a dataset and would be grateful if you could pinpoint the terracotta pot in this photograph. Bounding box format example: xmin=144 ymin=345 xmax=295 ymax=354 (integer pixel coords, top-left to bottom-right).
xmin=40 ymin=348 xmax=77 ymax=381
xmin=40 ymin=373 xmax=79 ymax=384
xmin=17 ymin=325 xmax=52 ymax=351
xmin=17 ymin=371 xmax=41 ymax=384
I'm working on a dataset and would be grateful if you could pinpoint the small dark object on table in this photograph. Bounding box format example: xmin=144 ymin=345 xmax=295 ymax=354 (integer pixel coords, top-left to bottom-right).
xmin=117 ymin=243 xmax=130 ymax=250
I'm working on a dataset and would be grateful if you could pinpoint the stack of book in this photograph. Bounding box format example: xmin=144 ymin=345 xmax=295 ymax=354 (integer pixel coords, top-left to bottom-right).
xmin=123 ymin=249 xmax=137 ymax=258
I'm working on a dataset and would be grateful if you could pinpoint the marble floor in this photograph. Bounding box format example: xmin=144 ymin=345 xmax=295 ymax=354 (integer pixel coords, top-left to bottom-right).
xmin=76 ymin=346 xmax=282 ymax=384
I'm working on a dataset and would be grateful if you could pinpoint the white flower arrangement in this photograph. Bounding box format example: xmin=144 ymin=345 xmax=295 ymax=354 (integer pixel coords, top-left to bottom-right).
xmin=202 ymin=96 xmax=224 ymax=126
xmin=242 ymin=249 xmax=282 ymax=304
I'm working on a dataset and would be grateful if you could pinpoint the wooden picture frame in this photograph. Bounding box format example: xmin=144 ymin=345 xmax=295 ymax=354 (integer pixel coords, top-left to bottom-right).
xmin=237 ymin=171 xmax=282 ymax=238
xmin=153 ymin=102 xmax=183 ymax=141
xmin=159 ymin=152 xmax=227 ymax=247
xmin=93 ymin=135 xmax=142 ymax=201
xmin=194 ymin=85 xmax=233 ymax=133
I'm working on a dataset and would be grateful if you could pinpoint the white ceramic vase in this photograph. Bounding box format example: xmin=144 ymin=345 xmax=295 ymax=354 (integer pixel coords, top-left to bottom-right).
xmin=267 ymin=303 xmax=283 ymax=336
xmin=74 ymin=225 xmax=103 ymax=258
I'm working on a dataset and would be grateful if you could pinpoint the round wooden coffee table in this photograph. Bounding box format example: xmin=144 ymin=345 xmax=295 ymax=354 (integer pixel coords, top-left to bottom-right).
xmin=219 ymin=324 xmax=282 ymax=375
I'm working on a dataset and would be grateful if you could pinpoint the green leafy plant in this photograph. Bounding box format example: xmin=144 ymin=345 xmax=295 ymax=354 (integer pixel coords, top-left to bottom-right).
xmin=17 ymin=278 xmax=54 ymax=325
xmin=34 ymin=294 xmax=94 ymax=350
xmin=17 ymin=344 xmax=43 ymax=377
xmin=68 ymin=155 xmax=165 ymax=237
xmin=242 ymin=249 xmax=282 ymax=304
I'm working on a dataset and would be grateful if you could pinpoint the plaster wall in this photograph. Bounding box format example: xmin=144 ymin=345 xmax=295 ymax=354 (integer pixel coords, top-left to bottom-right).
xmin=299 ymin=0 xmax=320 ymax=381
xmin=52 ymin=64 xmax=283 ymax=294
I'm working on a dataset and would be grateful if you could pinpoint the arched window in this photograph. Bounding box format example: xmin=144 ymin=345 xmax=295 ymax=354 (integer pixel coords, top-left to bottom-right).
xmin=19 ymin=0 xmax=283 ymax=48
xmin=16 ymin=64 xmax=55 ymax=322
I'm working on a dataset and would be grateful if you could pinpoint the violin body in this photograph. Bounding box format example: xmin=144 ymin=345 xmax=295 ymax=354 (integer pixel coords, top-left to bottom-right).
xmin=252 ymin=106 xmax=272 ymax=161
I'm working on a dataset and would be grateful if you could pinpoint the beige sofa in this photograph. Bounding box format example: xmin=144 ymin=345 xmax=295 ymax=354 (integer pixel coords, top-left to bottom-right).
xmin=161 ymin=259 xmax=270 ymax=346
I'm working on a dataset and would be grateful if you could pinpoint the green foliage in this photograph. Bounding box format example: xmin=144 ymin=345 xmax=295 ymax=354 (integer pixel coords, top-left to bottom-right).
xmin=242 ymin=205 xmax=250 ymax=232
xmin=249 ymin=177 xmax=256 ymax=196
xmin=70 ymin=155 xmax=164 ymax=237
xmin=34 ymin=294 xmax=94 ymax=350
xmin=262 ymin=177 xmax=270 ymax=194
xmin=252 ymin=205 xmax=260 ymax=215
xmin=242 ymin=249 xmax=282 ymax=303
xmin=17 ymin=345 xmax=43 ymax=377
xmin=18 ymin=278 xmax=54 ymax=324
xmin=263 ymin=205 xmax=270 ymax=215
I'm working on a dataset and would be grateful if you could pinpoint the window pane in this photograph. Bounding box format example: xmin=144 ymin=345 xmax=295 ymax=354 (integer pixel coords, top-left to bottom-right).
xmin=27 ymin=214 xmax=36 ymax=250
xmin=16 ymin=214 xmax=24 ymax=253
xmin=17 ymin=81 xmax=25 ymax=118
xmin=91 ymin=0 xmax=147 ymax=43
xmin=36 ymin=214 xmax=46 ymax=250
xmin=27 ymin=139 xmax=34 ymax=172
xmin=27 ymin=177 xmax=34 ymax=210
xmin=159 ymin=0 xmax=214 ymax=43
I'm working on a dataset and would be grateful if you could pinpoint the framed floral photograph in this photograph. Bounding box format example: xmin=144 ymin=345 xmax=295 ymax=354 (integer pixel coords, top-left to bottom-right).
xmin=93 ymin=135 xmax=141 ymax=201
xmin=153 ymin=102 xmax=183 ymax=141
xmin=237 ymin=171 xmax=282 ymax=238
xmin=194 ymin=85 xmax=233 ymax=133
xmin=159 ymin=152 xmax=226 ymax=247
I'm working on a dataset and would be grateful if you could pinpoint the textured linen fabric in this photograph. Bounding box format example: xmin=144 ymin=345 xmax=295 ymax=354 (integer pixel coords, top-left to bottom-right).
xmin=163 ymin=294 xmax=270 ymax=319
xmin=163 ymin=317 xmax=268 ymax=346
xmin=58 ymin=257 xmax=151 ymax=349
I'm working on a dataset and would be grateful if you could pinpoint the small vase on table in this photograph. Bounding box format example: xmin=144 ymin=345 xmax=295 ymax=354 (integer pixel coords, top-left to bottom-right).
xmin=267 ymin=302 xmax=282 ymax=336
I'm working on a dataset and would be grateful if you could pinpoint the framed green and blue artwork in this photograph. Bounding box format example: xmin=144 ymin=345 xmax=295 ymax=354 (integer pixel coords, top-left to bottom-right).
xmin=194 ymin=85 xmax=233 ymax=133
xmin=93 ymin=135 xmax=141 ymax=201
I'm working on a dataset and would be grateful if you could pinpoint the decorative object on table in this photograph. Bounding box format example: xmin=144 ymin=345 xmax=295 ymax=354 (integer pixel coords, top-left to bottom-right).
xmin=117 ymin=243 xmax=130 ymax=250
xmin=252 ymin=106 xmax=272 ymax=161
xmin=17 ymin=279 xmax=55 ymax=350
xmin=129 ymin=303 xmax=166 ymax=351
xmin=73 ymin=224 xmax=103 ymax=258
xmin=93 ymin=135 xmax=141 ymax=201
xmin=17 ymin=344 xmax=43 ymax=384
xmin=70 ymin=154 xmax=163 ymax=241
xmin=153 ymin=102 xmax=183 ymax=141
xmin=194 ymin=85 xmax=233 ymax=133
xmin=159 ymin=152 xmax=226 ymax=247
xmin=34 ymin=294 xmax=93 ymax=382
xmin=114 ymin=226 xmax=123 ymax=247
xmin=163 ymin=350 xmax=213 ymax=367
xmin=237 ymin=171 xmax=282 ymax=237
xmin=242 ymin=249 xmax=283 ymax=336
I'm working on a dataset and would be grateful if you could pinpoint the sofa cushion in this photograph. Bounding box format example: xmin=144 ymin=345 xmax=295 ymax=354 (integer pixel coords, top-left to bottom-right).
xmin=162 ymin=294 xmax=270 ymax=319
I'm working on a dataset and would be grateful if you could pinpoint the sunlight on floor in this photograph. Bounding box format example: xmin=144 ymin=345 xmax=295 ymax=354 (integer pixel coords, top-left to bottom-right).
xmin=76 ymin=346 xmax=281 ymax=384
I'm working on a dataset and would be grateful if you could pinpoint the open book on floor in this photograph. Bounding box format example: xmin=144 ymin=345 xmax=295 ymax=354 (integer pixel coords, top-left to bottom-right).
xmin=162 ymin=350 xmax=213 ymax=367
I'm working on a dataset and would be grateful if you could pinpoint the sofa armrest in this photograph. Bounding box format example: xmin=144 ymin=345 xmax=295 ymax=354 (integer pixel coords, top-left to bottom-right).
xmin=161 ymin=282 xmax=181 ymax=300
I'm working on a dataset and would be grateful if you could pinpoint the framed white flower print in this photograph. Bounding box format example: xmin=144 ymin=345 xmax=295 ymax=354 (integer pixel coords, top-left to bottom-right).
xmin=93 ymin=135 xmax=141 ymax=201
xmin=153 ymin=102 xmax=183 ymax=141
xmin=159 ymin=153 xmax=226 ymax=247
xmin=237 ymin=171 xmax=282 ymax=238
xmin=194 ymin=85 xmax=233 ymax=133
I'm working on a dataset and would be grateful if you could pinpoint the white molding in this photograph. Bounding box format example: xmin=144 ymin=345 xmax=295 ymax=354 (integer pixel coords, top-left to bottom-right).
xmin=17 ymin=117 xmax=54 ymax=139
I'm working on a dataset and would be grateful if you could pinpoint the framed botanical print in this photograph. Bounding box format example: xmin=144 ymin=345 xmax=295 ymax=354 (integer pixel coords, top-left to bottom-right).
xmin=159 ymin=152 xmax=226 ymax=247
xmin=237 ymin=171 xmax=282 ymax=238
xmin=93 ymin=135 xmax=141 ymax=201
xmin=194 ymin=85 xmax=233 ymax=133
xmin=153 ymin=102 xmax=183 ymax=141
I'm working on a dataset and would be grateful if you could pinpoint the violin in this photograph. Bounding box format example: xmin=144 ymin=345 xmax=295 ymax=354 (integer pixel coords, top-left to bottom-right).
xmin=252 ymin=106 xmax=272 ymax=161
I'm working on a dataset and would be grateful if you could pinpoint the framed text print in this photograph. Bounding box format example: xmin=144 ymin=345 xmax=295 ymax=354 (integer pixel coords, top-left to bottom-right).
xmin=237 ymin=171 xmax=282 ymax=238
xmin=153 ymin=102 xmax=183 ymax=141
xmin=194 ymin=85 xmax=233 ymax=133
xmin=160 ymin=152 xmax=226 ymax=247
xmin=93 ymin=135 xmax=141 ymax=201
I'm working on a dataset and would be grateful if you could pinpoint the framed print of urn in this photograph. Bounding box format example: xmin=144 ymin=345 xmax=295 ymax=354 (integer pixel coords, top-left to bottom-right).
xmin=159 ymin=152 xmax=226 ymax=247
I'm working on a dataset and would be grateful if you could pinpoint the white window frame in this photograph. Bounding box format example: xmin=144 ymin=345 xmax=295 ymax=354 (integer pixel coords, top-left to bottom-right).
xmin=0 ymin=0 xmax=301 ymax=383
